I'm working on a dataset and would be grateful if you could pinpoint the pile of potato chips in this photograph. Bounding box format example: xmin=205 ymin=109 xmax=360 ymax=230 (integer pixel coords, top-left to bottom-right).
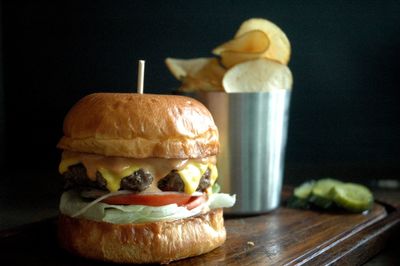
xmin=165 ymin=18 xmax=293 ymax=93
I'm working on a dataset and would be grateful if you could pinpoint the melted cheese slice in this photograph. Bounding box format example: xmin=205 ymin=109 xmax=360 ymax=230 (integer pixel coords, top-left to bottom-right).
xmin=59 ymin=151 xmax=218 ymax=194
xmin=177 ymin=163 xmax=208 ymax=194
xmin=98 ymin=166 xmax=140 ymax=192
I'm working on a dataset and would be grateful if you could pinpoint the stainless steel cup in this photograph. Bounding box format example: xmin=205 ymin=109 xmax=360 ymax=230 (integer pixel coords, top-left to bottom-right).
xmin=188 ymin=90 xmax=291 ymax=214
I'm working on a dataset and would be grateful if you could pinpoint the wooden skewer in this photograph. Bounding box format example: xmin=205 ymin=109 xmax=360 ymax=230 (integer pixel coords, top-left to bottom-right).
xmin=137 ymin=60 xmax=145 ymax=94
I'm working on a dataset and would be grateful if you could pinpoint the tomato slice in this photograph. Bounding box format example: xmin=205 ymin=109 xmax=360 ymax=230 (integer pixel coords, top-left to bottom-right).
xmin=102 ymin=192 xmax=192 ymax=206
xmin=102 ymin=192 xmax=207 ymax=210
xmin=185 ymin=195 xmax=207 ymax=210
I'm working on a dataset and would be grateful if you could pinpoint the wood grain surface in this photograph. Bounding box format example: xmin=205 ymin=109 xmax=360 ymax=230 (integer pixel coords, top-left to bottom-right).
xmin=175 ymin=204 xmax=387 ymax=266
xmin=2 ymin=200 xmax=398 ymax=266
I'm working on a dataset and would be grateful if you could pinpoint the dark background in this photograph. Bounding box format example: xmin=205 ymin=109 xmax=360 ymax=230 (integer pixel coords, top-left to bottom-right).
xmin=1 ymin=1 xmax=400 ymax=227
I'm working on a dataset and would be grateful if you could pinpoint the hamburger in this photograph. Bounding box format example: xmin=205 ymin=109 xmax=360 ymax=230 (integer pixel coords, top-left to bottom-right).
xmin=56 ymin=93 xmax=235 ymax=264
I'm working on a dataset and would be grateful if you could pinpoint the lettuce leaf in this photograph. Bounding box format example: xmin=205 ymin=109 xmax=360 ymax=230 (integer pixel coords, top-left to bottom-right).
xmin=209 ymin=193 xmax=236 ymax=209
xmin=59 ymin=190 xmax=236 ymax=224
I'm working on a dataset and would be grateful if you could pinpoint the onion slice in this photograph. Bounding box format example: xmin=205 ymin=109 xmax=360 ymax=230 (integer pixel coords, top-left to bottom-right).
xmin=71 ymin=190 xmax=132 ymax=218
xmin=72 ymin=190 xmax=205 ymax=217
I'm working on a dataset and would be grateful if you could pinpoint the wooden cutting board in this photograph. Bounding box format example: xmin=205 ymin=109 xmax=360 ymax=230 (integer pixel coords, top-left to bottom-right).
xmin=1 ymin=197 xmax=399 ymax=265
xmin=181 ymin=204 xmax=387 ymax=265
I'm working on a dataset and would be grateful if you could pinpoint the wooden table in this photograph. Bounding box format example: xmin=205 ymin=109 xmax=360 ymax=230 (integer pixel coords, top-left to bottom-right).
xmin=1 ymin=189 xmax=399 ymax=265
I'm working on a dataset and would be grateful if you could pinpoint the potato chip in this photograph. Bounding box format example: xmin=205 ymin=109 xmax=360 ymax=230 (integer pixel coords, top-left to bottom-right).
xmin=165 ymin=57 xmax=212 ymax=81
xmin=165 ymin=57 xmax=226 ymax=91
xmin=222 ymin=58 xmax=293 ymax=92
xmin=212 ymin=30 xmax=270 ymax=55
xmin=234 ymin=18 xmax=291 ymax=65
xmin=219 ymin=50 xmax=265 ymax=68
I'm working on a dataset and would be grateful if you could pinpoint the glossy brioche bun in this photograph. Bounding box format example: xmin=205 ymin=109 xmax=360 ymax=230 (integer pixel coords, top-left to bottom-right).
xmin=58 ymin=209 xmax=226 ymax=264
xmin=57 ymin=93 xmax=219 ymax=158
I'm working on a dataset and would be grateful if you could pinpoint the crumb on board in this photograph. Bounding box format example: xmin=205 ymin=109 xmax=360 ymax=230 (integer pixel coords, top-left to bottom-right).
xmin=247 ymin=241 xmax=255 ymax=246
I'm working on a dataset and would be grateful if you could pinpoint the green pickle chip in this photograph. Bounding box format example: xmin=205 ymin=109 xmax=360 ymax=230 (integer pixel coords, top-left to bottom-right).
xmin=289 ymin=178 xmax=374 ymax=213
xmin=309 ymin=178 xmax=343 ymax=209
xmin=294 ymin=180 xmax=315 ymax=199
xmin=332 ymin=183 xmax=373 ymax=213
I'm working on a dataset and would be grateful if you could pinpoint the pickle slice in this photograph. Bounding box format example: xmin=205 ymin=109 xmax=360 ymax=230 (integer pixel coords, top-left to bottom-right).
xmin=309 ymin=178 xmax=343 ymax=209
xmin=294 ymin=180 xmax=315 ymax=199
xmin=332 ymin=183 xmax=373 ymax=213
xmin=287 ymin=181 xmax=315 ymax=209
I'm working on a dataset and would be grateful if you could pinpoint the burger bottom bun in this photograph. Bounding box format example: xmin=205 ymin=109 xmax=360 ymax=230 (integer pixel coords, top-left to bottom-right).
xmin=58 ymin=209 xmax=226 ymax=264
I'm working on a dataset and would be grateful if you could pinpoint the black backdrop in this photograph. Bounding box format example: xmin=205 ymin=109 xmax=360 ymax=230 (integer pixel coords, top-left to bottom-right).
xmin=1 ymin=1 xmax=400 ymax=188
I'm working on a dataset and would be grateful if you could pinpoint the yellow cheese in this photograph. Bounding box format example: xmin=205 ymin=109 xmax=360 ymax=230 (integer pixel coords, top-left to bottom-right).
xmin=59 ymin=158 xmax=80 ymax=174
xmin=177 ymin=163 xmax=208 ymax=194
xmin=98 ymin=165 xmax=140 ymax=192
xmin=59 ymin=153 xmax=218 ymax=194
xmin=205 ymin=163 xmax=219 ymax=195
xmin=208 ymin=163 xmax=218 ymax=186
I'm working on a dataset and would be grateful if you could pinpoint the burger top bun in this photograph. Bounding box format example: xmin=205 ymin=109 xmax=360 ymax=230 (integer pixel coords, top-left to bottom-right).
xmin=57 ymin=93 xmax=219 ymax=159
